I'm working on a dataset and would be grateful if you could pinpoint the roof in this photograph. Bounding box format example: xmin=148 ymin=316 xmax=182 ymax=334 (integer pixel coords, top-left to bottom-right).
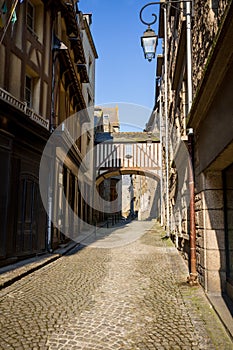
xmin=95 ymin=132 xmax=159 ymax=144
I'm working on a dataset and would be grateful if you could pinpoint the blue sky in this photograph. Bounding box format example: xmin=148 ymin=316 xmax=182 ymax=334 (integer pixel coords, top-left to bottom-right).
xmin=80 ymin=0 xmax=161 ymax=130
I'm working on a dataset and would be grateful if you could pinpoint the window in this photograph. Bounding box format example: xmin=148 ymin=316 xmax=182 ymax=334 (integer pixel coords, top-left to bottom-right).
xmin=26 ymin=1 xmax=43 ymax=42
xmin=125 ymin=144 xmax=133 ymax=157
xmin=27 ymin=1 xmax=35 ymax=33
xmin=25 ymin=75 xmax=33 ymax=107
xmin=88 ymin=56 xmax=93 ymax=81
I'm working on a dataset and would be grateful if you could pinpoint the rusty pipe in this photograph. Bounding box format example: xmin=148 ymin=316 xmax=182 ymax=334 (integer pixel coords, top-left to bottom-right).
xmin=187 ymin=128 xmax=198 ymax=285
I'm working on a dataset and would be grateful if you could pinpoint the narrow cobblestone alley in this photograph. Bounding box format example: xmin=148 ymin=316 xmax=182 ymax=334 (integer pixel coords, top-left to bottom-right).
xmin=0 ymin=221 xmax=232 ymax=350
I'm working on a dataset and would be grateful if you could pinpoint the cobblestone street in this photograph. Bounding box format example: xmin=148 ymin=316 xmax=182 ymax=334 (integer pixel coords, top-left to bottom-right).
xmin=0 ymin=221 xmax=232 ymax=350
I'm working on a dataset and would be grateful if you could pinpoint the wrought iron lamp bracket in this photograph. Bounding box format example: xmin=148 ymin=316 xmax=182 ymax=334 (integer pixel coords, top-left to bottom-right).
xmin=139 ymin=2 xmax=159 ymax=27
xmin=139 ymin=1 xmax=192 ymax=27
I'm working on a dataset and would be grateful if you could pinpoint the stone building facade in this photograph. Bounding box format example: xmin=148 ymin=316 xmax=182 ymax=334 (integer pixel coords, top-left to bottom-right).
xmin=47 ymin=3 xmax=97 ymax=250
xmin=94 ymin=105 xmax=120 ymax=133
xmin=0 ymin=0 xmax=97 ymax=265
xmin=156 ymin=0 xmax=233 ymax=301
xmin=189 ymin=0 xmax=233 ymax=300
xmin=0 ymin=0 xmax=51 ymax=266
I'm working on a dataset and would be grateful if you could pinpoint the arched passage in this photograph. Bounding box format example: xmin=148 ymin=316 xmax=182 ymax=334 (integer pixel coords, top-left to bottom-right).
xmin=95 ymin=167 xmax=161 ymax=222
xmin=96 ymin=167 xmax=160 ymax=186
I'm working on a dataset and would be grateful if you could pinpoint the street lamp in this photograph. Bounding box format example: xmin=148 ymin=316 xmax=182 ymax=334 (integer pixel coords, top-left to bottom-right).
xmin=141 ymin=27 xmax=158 ymax=62
xmin=139 ymin=3 xmax=158 ymax=62
xmin=139 ymin=1 xmax=193 ymax=105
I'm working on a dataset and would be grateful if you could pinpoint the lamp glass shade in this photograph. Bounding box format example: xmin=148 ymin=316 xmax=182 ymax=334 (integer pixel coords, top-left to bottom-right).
xmin=141 ymin=28 xmax=158 ymax=62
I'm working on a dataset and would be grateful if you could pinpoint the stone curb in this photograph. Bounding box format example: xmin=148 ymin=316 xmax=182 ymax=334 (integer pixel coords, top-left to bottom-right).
xmin=0 ymin=221 xmax=114 ymax=291
xmin=206 ymin=293 xmax=233 ymax=341
xmin=0 ymin=241 xmax=79 ymax=290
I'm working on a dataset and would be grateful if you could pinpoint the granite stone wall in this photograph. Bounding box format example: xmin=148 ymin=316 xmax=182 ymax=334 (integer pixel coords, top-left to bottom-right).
xmin=192 ymin=0 xmax=229 ymax=93
xmin=162 ymin=0 xmax=231 ymax=290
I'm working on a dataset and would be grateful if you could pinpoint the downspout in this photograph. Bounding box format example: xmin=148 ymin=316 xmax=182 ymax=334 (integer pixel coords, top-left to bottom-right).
xmin=47 ymin=25 xmax=56 ymax=252
xmin=186 ymin=1 xmax=197 ymax=284
xmin=47 ymin=168 xmax=54 ymax=253
xmin=187 ymin=128 xmax=197 ymax=284
xmin=51 ymin=30 xmax=58 ymax=132
xmin=163 ymin=4 xmax=170 ymax=237
xmin=186 ymin=0 xmax=193 ymax=111
xmin=158 ymin=81 xmax=164 ymax=227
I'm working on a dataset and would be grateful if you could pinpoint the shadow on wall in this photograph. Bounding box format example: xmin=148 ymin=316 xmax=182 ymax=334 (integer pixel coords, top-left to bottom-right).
xmin=222 ymin=165 xmax=233 ymax=307
xmin=199 ymin=168 xmax=233 ymax=316
xmin=148 ymin=180 xmax=161 ymax=221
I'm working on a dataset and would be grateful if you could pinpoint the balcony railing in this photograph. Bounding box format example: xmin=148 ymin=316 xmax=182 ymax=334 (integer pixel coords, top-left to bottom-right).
xmin=0 ymin=87 xmax=49 ymax=130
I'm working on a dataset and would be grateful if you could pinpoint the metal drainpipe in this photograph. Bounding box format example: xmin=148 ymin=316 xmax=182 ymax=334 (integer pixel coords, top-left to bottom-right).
xmin=186 ymin=1 xmax=197 ymax=284
xmin=186 ymin=0 xmax=193 ymax=112
xmin=163 ymin=5 xmax=170 ymax=237
xmin=158 ymin=85 xmax=164 ymax=227
xmin=47 ymin=25 xmax=56 ymax=252
xmin=47 ymin=165 xmax=54 ymax=253
xmin=187 ymin=128 xmax=198 ymax=284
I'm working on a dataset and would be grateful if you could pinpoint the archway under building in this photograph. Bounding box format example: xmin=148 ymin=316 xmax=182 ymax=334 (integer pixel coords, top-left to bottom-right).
xmin=95 ymin=168 xmax=161 ymax=224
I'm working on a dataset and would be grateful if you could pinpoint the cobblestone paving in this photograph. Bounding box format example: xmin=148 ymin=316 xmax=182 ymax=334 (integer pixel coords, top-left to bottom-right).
xmin=0 ymin=221 xmax=232 ymax=349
